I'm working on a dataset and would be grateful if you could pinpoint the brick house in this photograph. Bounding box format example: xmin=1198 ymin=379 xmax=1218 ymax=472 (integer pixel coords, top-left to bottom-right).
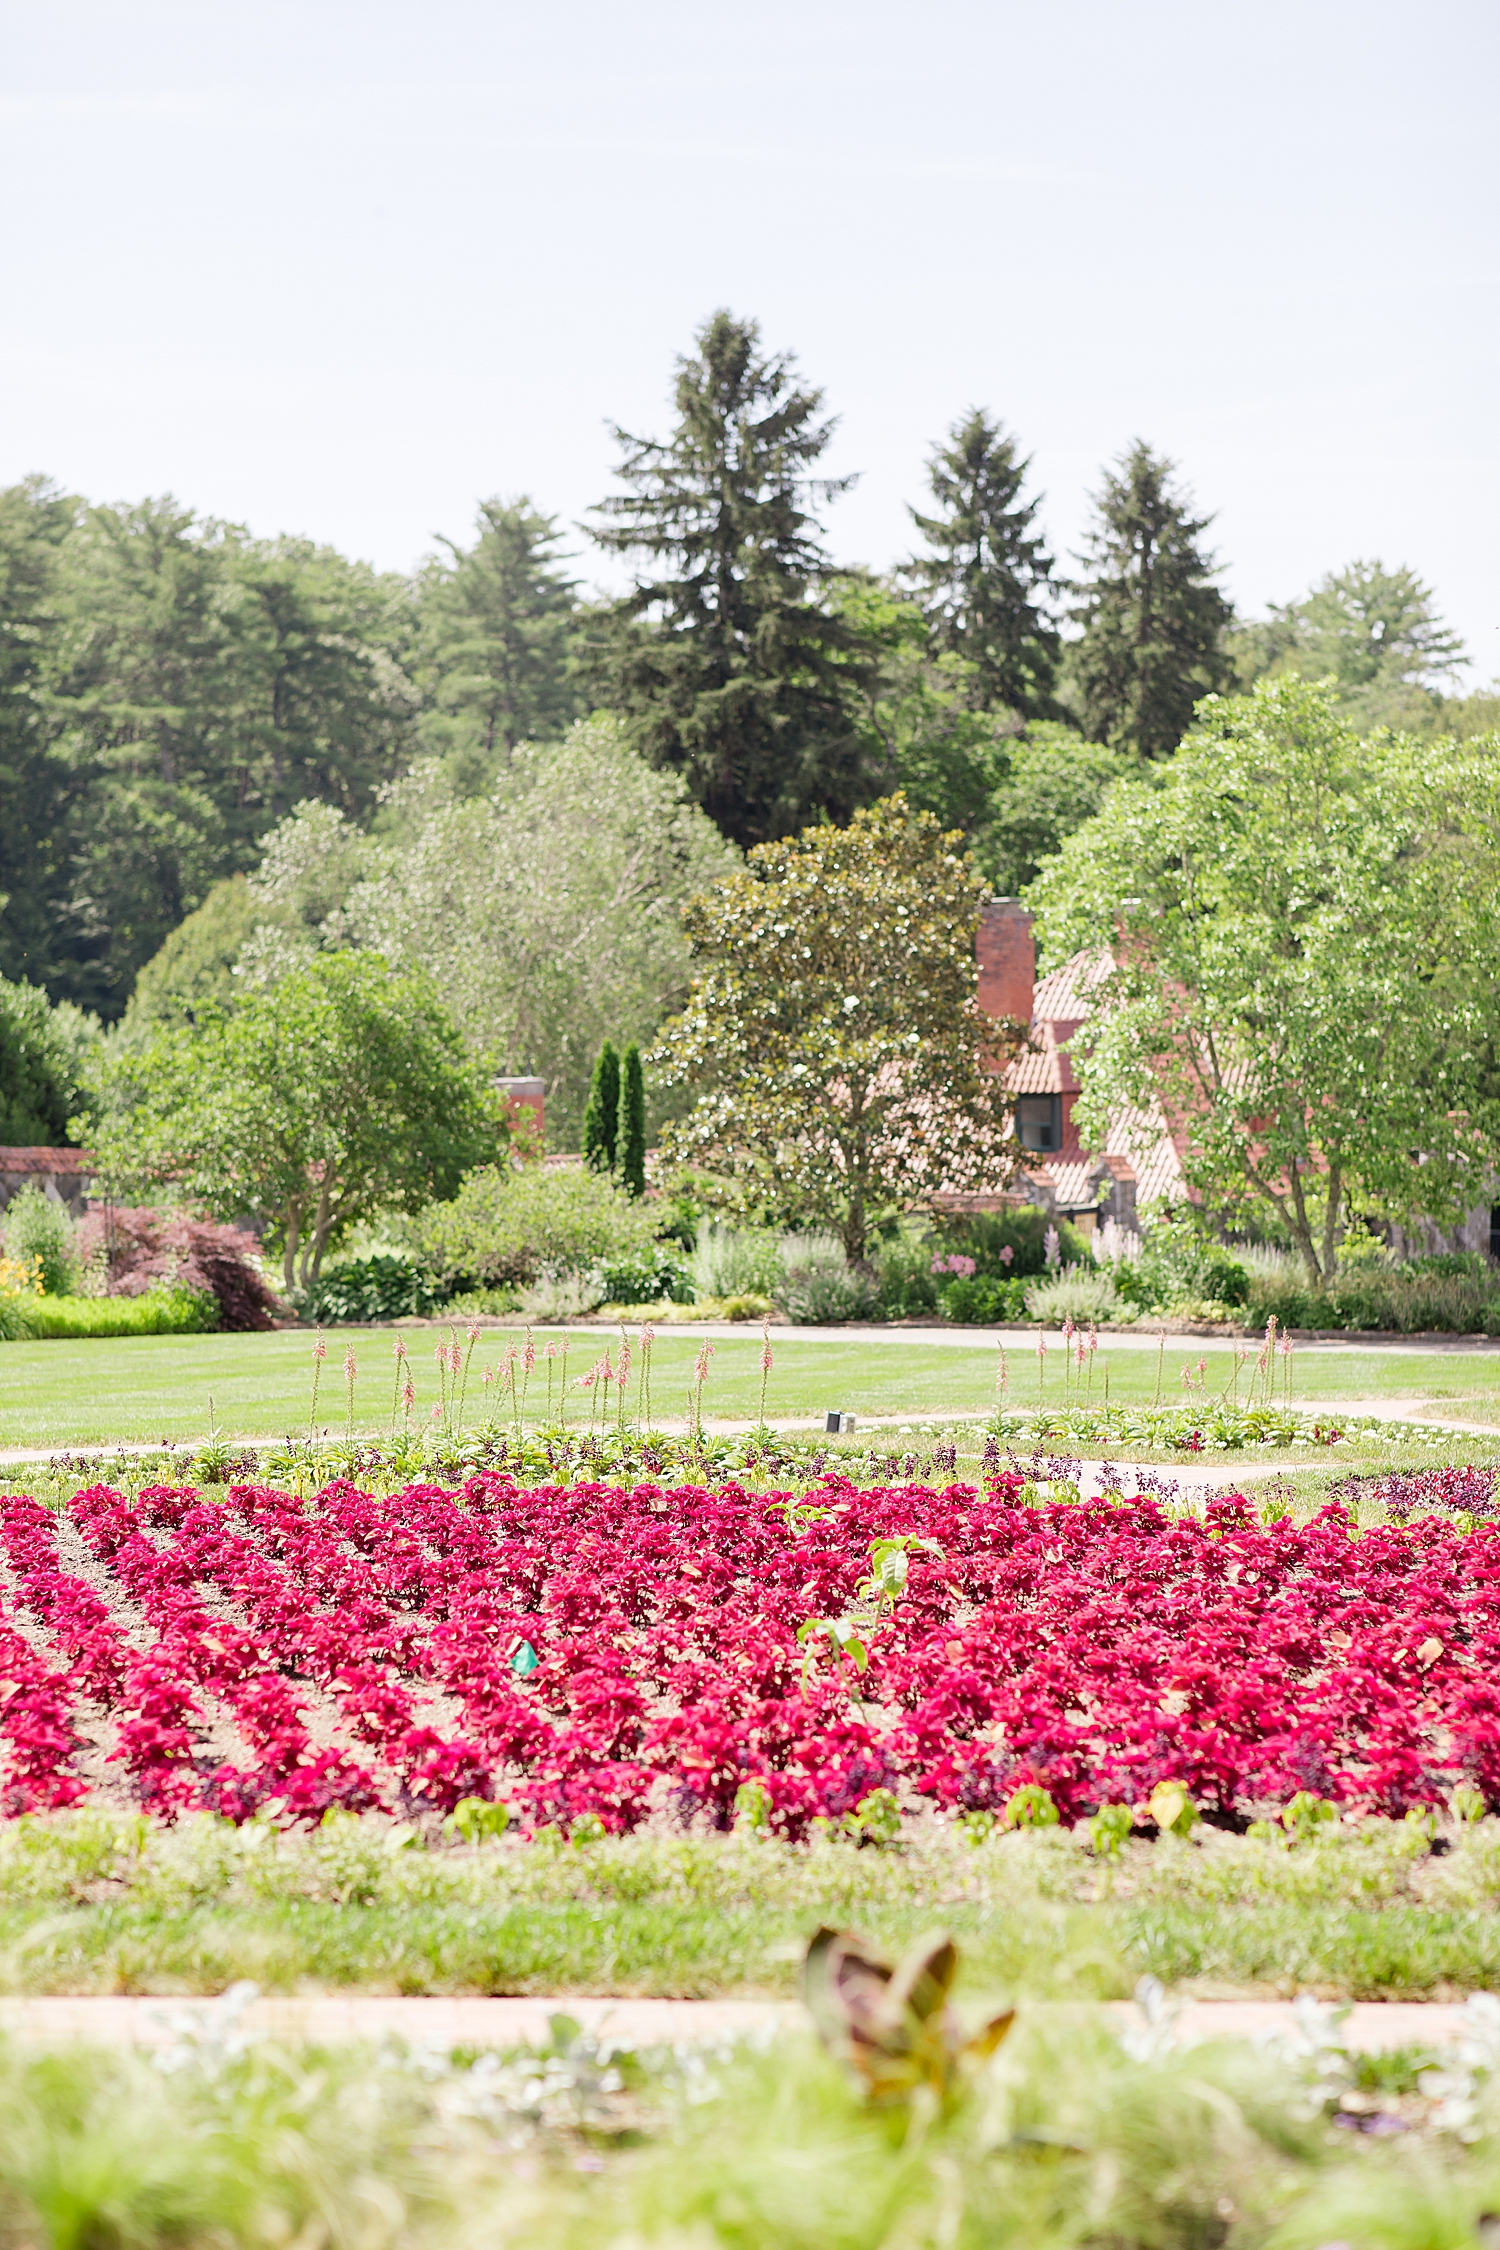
xmin=967 ymin=897 xmax=1186 ymax=1240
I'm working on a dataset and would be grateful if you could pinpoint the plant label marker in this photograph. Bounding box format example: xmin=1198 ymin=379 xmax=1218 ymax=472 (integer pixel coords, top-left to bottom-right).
xmin=825 ymin=1411 xmax=857 ymax=1434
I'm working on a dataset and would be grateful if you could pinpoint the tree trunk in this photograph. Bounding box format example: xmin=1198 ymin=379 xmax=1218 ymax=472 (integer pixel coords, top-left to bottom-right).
xmin=281 ymin=1207 xmax=300 ymax=1295
xmin=842 ymin=1188 xmax=866 ymax=1266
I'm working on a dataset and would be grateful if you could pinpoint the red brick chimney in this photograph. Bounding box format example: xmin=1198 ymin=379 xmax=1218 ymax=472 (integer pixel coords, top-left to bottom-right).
xmin=976 ymin=898 xmax=1035 ymax=1027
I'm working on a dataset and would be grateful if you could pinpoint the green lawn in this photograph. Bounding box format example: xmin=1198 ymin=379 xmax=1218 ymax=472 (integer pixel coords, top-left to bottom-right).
xmin=5 ymin=1811 xmax=1500 ymax=2001
xmin=3 ymin=1324 xmax=1500 ymax=1451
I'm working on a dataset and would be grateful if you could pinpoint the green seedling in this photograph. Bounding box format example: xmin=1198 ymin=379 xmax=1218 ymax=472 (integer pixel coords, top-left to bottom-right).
xmin=1002 ymin=1783 xmax=1060 ymax=1831
xmin=444 ymin=1797 xmax=510 ymax=1844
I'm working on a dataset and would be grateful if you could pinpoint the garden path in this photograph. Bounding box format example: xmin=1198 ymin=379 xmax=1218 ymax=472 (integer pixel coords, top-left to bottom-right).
xmin=0 ymin=1993 xmax=1479 ymax=2052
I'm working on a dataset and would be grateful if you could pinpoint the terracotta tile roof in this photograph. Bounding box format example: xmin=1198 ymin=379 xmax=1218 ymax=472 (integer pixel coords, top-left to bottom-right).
xmin=0 ymin=1147 xmax=94 ymax=1173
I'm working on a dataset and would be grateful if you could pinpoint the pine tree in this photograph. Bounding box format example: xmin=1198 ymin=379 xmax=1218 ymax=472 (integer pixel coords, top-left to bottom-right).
xmin=583 ymin=1039 xmax=620 ymax=1171
xmin=1067 ymin=442 xmax=1234 ymax=758
xmin=620 ymin=1043 xmax=646 ymax=1197
xmin=590 ymin=310 xmax=875 ymax=847
xmin=903 ymin=410 xmax=1057 ymax=715
xmin=416 ymin=499 xmax=579 ymax=789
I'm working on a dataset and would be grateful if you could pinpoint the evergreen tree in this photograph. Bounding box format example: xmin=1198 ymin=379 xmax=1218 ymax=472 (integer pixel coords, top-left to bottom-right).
xmin=43 ymin=502 xmax=415 ymax=1015
xmin=0 ymin=478 xmax=81 ymax=992
xmin=590 ymin=310 xmax=874 ymax=847
xmin=903 ymin=410 xmax=1057 ymax=715
xmin=1067 ymin=442 xmax=1234 ymax=758
xmin=415 ymin=498 xmax=580 ymax=790
xmin=620 ymin=1043 xmax=646 ymax=1197
xmin=583 ymin=1039 xmax=620 ymax=1171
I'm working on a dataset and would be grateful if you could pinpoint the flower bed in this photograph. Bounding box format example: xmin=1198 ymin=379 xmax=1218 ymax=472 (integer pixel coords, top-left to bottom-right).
xmin=2 ymin=1470 xmax=1499 ymax=1833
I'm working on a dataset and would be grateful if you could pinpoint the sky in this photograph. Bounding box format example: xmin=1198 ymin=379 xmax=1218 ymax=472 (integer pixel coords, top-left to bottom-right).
xmin=1 ymin=0 xmax=1496 ymax=673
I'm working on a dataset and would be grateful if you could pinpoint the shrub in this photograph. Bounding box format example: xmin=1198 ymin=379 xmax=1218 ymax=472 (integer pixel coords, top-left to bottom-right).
xmin=72 ymin=1207 xmax=280 ymax=1332
xmin=938 ymin=1273 xmax=1030 ymax=1324
xmin=1114 ymin=1214 xmax=1250 ymax=1313
xmin=1247 ymin=1259 xmax=1500 ymax=1336
xmin=303 ymin=1254 xmax=440 ymax=1325
xmin=599 ymin=1247 xmax=694 ymax=1304
xmin=24 ymin=1287 xmax=216 ymax=1338
xmin=874 ymin=1229 xmax=941 ymax=1319
xmin=1 ymin=1183 xmax=77 ymax=1294
xmin=0 ymin=977 xmax=98 ymax=1145
xmin=777 ymin=1233 xmax=879 ymax=1324
xmin=688 ymin=1222 xmax=784 ymax=1303
xmin=1024 ymin=1265 xmax=1123 ymax=1322
xmin=938 ymin=1206 xmax=1092 ymax=1278
xmin=411 ymin=1162 xmax=660 ymax=1291
xmin=518 ymin=1267 xmax=607 ymax=1320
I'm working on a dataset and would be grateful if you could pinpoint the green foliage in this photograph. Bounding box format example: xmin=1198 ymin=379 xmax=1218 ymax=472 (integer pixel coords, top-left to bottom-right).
xmin=583 ymin=1038 xmax=620 ymax=1171
xmin=121 ymin=872 xmax=261 ymax=1031
xmin=1233 ymin=558 xmax=1468 ymax=736
xmin=591 ymin=309 xmax=876 ymax=847
xmin=903 ymin=407 xmax=1058 ymax=714
xmin=778 ymin=1233 xmax=880 ymax=1323
xmin=1030 ymin=680 xmax=1500 ymax=1282
xmin=42 ymin=500 xmax=416 ymax=1014
xmin=1023 ymin=1265 xmax=1123 ymax=1322
xmin=653 ymin=795 xmax=1024 ymax=1261
xmin=93 ymin=952 xmax=500 ymax=1293
xmin=941 ymin=1207 xmax=1091 ymax=1278
xmin=412 ymin=496 xmax=581 ymax=790
xmin=599 ymin=1246 xmax=693 ymax=1304
xmin=1003 ymin=1784 xmax=1060 ymax=1830
xmin=1066 ymin=440 xmax=1235 ymax=758
xmin=0 ymin=477 xmax=80 ymax=995
xmin=304 ymin=1252 xmax=441 ymax=1324
xmin=1245 ymin=1260 xmax=1500 ymax=1338
xmin=321 ymin=717 xmax=737 ymax=1146
xmin=0 ymin=975 xmax=98 ymax=1144
xmin=410 ymin=1159 xmax=660 ymax=1291
xmin=21 ymin=1286 xmax=216 ymax=1338
xmin=1114 ymin=1215 xmax=1251 ymax=1313
xmin=938 ymin=1272 xmax=1030 ymax=1324
xmin=974 ymin=724 xmax=1132 ymax=895
xmin=688 ymin=1221 xmax=785 ymax=1302
xmin=872 ymin=1227 xmax=941 ymax=1319
xmin=0 ymin=1182 xmax=76 ymax=1293
xmin=620 ymin=1041 xmax=647 ymax=1196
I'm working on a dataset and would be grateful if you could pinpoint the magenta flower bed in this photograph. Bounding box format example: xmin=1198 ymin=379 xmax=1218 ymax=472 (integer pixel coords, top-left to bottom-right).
xmin=1 ymin=1474 xmax=1497 ymax=1832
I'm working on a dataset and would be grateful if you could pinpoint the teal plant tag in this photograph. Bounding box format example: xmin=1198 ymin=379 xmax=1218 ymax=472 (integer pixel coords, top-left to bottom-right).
xmin=509 ymin=1638 xmax=540 ymax=1676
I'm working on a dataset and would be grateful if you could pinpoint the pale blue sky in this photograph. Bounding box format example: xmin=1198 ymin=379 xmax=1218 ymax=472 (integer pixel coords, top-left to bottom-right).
xmin=2 ymin=1 xmax=1495 ymax=671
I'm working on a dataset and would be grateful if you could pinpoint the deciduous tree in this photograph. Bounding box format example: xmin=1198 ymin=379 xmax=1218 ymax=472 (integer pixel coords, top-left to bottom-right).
xmin=92 ymin=953 xmax=500 ymax=1291
xmin=651 ymin=795 xmax=1024 ymax=1261
xmin=1028 ymin=678 xmax=1500 ymax=1282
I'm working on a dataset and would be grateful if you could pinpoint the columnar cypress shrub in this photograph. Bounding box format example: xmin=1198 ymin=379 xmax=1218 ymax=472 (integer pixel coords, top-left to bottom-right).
xmin=583 ymin=1040 xmax=620 ymax=1171
xmin=620 ymin=1043 xmax=646 ymax=1196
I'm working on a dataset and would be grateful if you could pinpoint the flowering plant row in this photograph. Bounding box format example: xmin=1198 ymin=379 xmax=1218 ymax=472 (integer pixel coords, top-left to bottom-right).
xmin=0 ymin=1469 xmax=1497 ymax=1834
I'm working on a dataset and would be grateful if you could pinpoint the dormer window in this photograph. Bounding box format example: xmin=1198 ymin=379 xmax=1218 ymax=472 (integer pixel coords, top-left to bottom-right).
xmin=1016 ymin=1094 xmax=1062 ymax=1152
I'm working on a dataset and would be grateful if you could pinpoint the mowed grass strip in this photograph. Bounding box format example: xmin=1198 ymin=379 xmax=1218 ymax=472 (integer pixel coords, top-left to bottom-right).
xmin=4 ymin=1326 xmax=1500 ymax=1449
xmin=7 ymin=1812 xmax=1500 ymax=2001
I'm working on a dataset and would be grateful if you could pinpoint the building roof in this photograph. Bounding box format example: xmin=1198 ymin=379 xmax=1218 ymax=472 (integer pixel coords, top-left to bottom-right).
xmin=0 ymin=1147 xmax=94 ymax=1174
xmin=1005 ymin=947 xmax=1114 ymax=1096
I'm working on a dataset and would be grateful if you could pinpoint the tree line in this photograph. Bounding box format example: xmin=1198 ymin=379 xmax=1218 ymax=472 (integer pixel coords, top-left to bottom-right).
xmin=1 ymin=308 xmax=1489 ymax=1026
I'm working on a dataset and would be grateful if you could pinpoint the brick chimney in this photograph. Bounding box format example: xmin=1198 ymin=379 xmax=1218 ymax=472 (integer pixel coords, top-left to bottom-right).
xmin=976 ymin=898 xmax=1035 ymax=1027
xmin=496 ymin=1075 xmax=546 ymax=1142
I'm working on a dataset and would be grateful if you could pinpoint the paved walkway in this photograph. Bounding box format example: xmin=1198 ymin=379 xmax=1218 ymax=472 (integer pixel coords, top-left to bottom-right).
xmin=0 ymin=1993 xmax=1482 ymax=2051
